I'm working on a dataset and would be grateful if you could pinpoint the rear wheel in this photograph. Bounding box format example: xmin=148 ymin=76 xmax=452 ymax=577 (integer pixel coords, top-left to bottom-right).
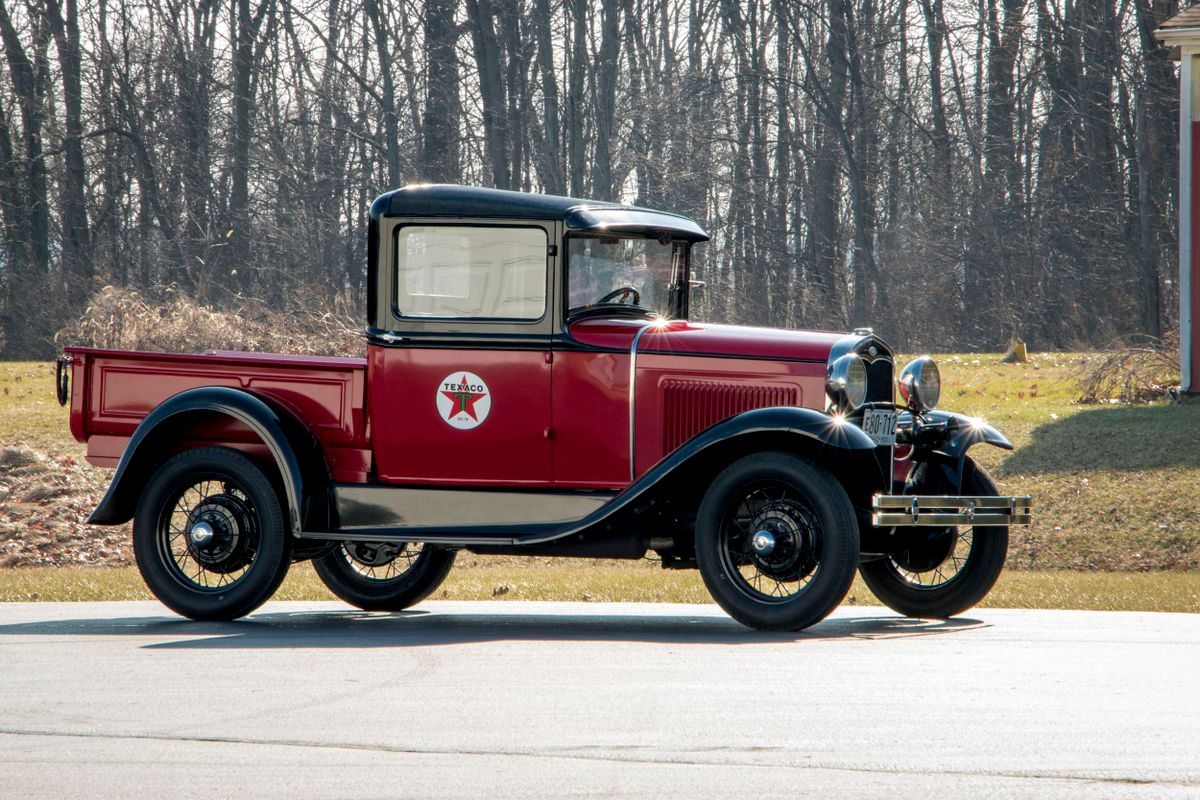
xmin=859 ymin=457 xmax=1008 ymax=618
xmin=313 ymin=542 xmax=456 ymax=611
xmin=133 ymin=447 xmax=291 ymax=621
xmin=695 ymin=452 xmax=859 ymax=631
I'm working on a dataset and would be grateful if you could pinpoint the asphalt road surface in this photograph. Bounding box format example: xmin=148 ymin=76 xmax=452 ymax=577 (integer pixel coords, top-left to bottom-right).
xmin=0 ymin=600 xmax=1197 ymax=799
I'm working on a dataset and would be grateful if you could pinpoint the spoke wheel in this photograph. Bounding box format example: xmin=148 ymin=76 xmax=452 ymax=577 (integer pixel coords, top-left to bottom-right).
xmin=313 ymin=541 xmax=456 ymax=612
xmin=160 ymin=479 xmax=260 ymax=589
xmin=719 ymin=484 xmax=823 ymax=603
xmin=133 ymin=447 xmax=291 ymax=621
xmin=859 ymin=457 xmax=1008 ymax=618
xmin=696 ymin=452 xmax=859 ymax=631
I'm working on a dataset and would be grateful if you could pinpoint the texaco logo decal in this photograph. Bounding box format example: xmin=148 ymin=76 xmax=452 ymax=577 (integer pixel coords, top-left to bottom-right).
xmin=437 ymin=372 xmax=491 ymax=430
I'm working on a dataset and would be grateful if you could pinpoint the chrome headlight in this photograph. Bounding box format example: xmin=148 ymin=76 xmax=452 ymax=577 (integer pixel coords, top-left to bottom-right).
xmin=898 ymin=356 xmax=941 ymax=411
xmin=826 ymin=354 xmax=868 ymax=410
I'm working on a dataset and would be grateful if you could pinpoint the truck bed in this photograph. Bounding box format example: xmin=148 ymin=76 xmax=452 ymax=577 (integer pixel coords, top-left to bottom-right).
xmin=64 ymin=347 xmax=371 ymax=482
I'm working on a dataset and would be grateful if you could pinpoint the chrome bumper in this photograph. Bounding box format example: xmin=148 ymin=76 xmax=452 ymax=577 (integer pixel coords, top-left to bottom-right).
xmin=872 ymin=495 xmax=1032 ymax=527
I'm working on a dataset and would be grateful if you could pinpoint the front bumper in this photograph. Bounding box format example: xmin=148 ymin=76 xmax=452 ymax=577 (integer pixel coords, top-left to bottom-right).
xmin=872 ymin=495 xmax=1032 ymax=527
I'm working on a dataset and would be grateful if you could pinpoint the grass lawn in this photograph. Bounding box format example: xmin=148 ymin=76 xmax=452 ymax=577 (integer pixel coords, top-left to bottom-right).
xmin=2 ymin=560 xmax=1197 ymax=613
xmin=2 ymin=353 xmax=1199 ymax=612
xmin=932 ymin=353 xmax=1200 ymax=572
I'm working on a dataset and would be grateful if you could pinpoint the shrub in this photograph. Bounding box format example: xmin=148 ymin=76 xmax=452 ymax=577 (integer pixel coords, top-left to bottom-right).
xmin=1075 ymin=333 xmax=1180 ymax=405
xmin=55 ymin=285 xmax=364 ymax=357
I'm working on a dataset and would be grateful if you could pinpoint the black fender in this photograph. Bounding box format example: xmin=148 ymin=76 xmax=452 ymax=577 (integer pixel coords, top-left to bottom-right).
xmin=900 ymin=409 xmax=1012 ymax=492
xmin=88 ymin=387 xmax=311 ymax=534
xmin=306 ymin=405 xmax=882 ymax=546
xmin=523 ymin=405 xmax=880 ymax=542
xmin=701 ymin=405 xmax=880 ymax=450
xmin=623 ymin=404 xmax=885 ymax=517
xmin=928 ymin=410 xmax=1012 ymax=457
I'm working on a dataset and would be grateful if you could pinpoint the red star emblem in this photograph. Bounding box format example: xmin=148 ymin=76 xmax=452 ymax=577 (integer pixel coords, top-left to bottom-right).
xmin=441 ymin=374 xmax=487 ymax=421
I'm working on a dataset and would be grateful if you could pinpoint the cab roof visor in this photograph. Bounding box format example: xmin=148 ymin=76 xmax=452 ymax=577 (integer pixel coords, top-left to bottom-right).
xmin=370 ymin=184 xmax=709 ymax=242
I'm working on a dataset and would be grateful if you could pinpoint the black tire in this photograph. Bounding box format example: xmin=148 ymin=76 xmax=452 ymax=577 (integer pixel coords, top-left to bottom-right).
xmin=133 ymin=447 xmax=292 ymax=621
xmin=313 ymin=542 xmax=456 ymax=611
xmin=859 ymin=457 xmax=1008 ymax=618
xmin=695 ymin=452 xmax=860 ymax=631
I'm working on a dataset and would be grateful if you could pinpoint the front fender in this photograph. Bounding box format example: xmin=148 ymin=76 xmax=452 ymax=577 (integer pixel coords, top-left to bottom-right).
xmin=530 ymin=405 xmax=879 ymax=543
xmin=88 ymin=387 xmax=307 ymax=534
xmin=619 ymin=405 xmax=882 ymax=515
xmin=907 ymin=410 xmax=1013 ymax=459
xmin=898 ymin=410 xmax=1012 ymax=492
xmin=689 ymin=406 xmax=879 ymax=454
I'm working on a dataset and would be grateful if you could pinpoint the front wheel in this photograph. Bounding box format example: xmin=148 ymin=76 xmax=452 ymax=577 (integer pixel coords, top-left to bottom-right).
xmin=695 ymin=452 xmax=860 ymax=631
xmin=859 ymin=457 xmax=1008 ymax=618
xmin=133 ymin=447 xmax=292 ymax=621
xmin=313 ymin=542 xmax=456 ymax=611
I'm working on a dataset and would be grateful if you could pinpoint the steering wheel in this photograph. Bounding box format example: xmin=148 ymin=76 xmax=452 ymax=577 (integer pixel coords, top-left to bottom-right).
xmin=595 ymin=286 xmax=641 ymax=305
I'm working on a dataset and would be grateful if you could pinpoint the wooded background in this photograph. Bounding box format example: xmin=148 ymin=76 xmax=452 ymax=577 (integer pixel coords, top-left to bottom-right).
xmin=0 ymin=0 xmax=1184 ymax=357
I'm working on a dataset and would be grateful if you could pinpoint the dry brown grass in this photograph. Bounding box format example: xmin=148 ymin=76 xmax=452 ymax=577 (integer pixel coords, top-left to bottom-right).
xmin=54 ymin=285 xmax=364 ymax=357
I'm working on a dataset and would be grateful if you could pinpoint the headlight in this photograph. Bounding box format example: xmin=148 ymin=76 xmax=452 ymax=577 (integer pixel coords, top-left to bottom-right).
xmin=898 ymin=356 xmax=941 ymax=411
xmin=826 ymin=354 xmax=868 ymax=410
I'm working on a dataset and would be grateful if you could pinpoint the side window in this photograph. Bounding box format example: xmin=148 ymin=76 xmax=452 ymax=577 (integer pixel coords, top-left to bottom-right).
xmin=395 ymin=225 xmax=547 ymax=320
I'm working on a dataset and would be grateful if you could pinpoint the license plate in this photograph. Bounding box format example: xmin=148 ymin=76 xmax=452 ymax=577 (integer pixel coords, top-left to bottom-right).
xmin=862 ymin=409 xmax=898 ymax=446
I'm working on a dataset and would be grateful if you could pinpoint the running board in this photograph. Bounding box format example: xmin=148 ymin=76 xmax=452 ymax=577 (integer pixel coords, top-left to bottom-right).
xmin=872 ymin=495 xmax=1032 ymax=527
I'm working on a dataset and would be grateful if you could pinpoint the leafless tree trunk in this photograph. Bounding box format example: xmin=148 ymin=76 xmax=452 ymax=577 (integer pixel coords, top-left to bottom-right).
xmin=420 ymin=0 xmax=460 ymax=182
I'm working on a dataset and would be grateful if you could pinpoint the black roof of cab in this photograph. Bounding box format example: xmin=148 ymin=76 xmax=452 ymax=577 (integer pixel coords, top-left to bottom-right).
xmin=370 ymin=184 xmax=710 ymax=242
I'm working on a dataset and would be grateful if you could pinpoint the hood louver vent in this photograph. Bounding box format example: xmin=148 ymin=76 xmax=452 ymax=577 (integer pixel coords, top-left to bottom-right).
xmin=661 ymin=379 xmax=797 ymax=452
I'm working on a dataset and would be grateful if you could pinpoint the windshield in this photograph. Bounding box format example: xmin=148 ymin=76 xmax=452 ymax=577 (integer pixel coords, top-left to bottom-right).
xmin=566 ymin=235 xmax=685 ymax=318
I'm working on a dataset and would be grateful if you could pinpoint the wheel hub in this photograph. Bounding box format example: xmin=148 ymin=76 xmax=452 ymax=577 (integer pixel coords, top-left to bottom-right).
xmin=346 ymin=541 xmax=403 ymax=567
xmin=892 ymin=527 xmax=956 ymax=573
xmin=184 ymin=493 xmax=256 ymax=574
xmin=746 ymin=501 xmax=818 ymax=582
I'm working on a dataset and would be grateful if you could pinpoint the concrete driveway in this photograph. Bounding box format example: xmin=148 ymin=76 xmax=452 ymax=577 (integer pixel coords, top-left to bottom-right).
xmin=0 ymin=601 xmax=1196 ymax=798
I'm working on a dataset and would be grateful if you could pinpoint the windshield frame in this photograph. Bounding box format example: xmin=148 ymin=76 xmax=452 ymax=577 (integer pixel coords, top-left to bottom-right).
xmin=563 ymin=233 xmax=691 ymax=323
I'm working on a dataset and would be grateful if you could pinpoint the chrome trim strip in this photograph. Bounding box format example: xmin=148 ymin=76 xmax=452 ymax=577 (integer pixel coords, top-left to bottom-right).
xmin=628 ymin=320 xmax=660 ymax=481
xmin=299 ymin=530 xmax=520 ymax=546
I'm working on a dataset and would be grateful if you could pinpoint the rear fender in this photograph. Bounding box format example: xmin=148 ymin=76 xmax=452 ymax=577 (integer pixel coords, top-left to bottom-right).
xmin=88 ymin=387 xmax=324 ymax=534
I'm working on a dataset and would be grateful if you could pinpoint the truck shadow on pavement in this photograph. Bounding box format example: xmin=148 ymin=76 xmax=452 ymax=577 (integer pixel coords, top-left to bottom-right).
xmin=0 ymin=608 xmax=986 ymax=648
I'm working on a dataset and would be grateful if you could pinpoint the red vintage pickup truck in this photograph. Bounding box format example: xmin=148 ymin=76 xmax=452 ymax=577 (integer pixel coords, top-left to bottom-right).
xmin=59 ymin=185 xmax=1030 ymax=630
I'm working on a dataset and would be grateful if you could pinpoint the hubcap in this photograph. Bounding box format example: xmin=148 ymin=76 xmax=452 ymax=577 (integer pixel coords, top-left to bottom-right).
xmin=752 ymin=530 xmax=776 ymax=555
xmin=189 ymin=521 xmax=214 ymax=546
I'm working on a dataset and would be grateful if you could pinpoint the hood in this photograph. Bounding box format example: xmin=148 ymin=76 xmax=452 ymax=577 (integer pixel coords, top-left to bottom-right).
xmin=567 ymin=318 xmax=848 ymax=363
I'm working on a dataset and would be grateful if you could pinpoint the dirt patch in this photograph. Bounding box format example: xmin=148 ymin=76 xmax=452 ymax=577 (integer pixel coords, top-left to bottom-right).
xmin=0 ymin=445 xmax=131 ymax=567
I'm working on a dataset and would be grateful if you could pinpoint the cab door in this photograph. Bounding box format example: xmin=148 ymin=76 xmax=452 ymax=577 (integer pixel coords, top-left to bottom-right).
xmin=369 ymin=221 xmax=556 ymax=486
